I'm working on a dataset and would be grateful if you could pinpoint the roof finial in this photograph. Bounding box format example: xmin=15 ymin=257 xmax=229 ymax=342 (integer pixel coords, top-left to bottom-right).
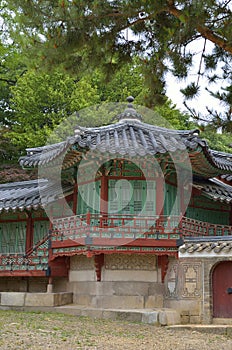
xmin=127 ymin=96 xmax=134 ymax=107
xmin=117 ymin=96 xmax=142 ymax=122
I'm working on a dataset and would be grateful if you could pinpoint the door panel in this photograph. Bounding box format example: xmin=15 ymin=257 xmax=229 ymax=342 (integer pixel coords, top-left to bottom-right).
xmin=213 ymin=261 xmax=232 ymax=318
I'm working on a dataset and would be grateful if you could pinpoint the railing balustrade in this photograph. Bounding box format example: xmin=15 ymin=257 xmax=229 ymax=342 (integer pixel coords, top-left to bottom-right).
xmin=52 ymin=213 xmax=232 ymax=242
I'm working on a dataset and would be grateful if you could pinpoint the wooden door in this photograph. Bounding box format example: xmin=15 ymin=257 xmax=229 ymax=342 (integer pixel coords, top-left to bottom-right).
xmin=212 ymin=261 xmax=232 ymax=318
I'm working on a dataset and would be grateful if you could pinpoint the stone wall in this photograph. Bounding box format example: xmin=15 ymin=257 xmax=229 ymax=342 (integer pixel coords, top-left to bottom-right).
xmin=0 ymin=277 xmax=48 ymax=292
xmin=67 ymin=254 xmax=165 ymax=309
xmin=165 ymin=256 xmax=232 ymax=324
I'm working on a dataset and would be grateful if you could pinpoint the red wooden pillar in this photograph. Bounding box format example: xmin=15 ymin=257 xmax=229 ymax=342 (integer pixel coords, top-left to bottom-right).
xmin=25 ymin=212 xmax=33 ymax=253
xmin=100 ymin=175 xmax=108 ymax=214
xmin=47 ymin=206 xmax=53 ymax=281
xmin=94 ymin=254 xmax=104 ymax=281
xmin=156 ymin=175 xmax=164 ymax=217
xmin=180 ymin=182 xmax=185 ymax=217
xmin=230 ymin=204 xmax=232 ymax=226
xmin=100 ymin=175 xmax=108 ymax=227
xmin=73 ymin=181 xmax=78 ymax=215
xmin=157 ymin=255 xmax=169 ymax=283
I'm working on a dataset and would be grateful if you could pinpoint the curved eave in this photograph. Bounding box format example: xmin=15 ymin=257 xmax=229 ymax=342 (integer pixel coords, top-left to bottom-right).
xmin=193 ymin=177 xmax=232 ymax=204
xmin=19 ymin=120 xmax=232 ymax=176
xmin=0 ymin=180 xmax=73 ymax=214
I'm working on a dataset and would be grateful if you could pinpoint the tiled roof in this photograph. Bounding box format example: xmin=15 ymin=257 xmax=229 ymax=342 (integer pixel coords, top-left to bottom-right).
xmin=220 ymin=173 xmax=232 ymax=183
xmin=19 ymin=118 xmax=232 ymax=177
xmin=193 ymin=178 xmax=232 ymax=204
xmin=179 ymin=236 xmax=232 ymax=255
xmin=0 ymin=179 xmax=73 ymax=213
xmin=19 ymin=121 xmax=200 ymax=166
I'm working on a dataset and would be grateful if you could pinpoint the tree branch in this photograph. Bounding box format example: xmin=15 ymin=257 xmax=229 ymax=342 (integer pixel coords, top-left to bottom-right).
xmin=167 ymin=3 xmax=232 ymax=54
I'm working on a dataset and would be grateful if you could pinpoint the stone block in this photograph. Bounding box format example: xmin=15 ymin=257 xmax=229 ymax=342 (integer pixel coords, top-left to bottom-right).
xmin=73 ymin=294 xmax=93 ymax=306
xmin=159 ymin=309 xmax=180 ymax=326
xmin=181 ymin=310 xmax=190 ymax=316
xmin=69 ymin=270 xmax=95 ymax=282
xmin=145 ymin=295 xmax=163 ymax=308
xmin=103 ymin=270 xmax=158 ymax=282
xmin=54 ymin=292 xmax=73 ymax=306
xmin=148 ymin=283 xmax=165 ymax=295
xmin=115 ymin=311 xmax=142 ymax=322
xmin=96 ymin=295 xmax=144 ymax=309
xmin=112 ymin=281 xmax=150 ymax=296
xmin=1 ymin=292 xmax=25 ymax=306
xmin=142 ymin=311 xmax=159 ymax=325
xmin=181 ymin=315 xmax=190 ymax=324
xmin=190 ymin=315 xmax=201 ymax=324
xmin=25 ymin=292 xmax=73 ymax=307
xmin=81 ymin=309 xmax=103 ymax=319
xmin=25 ymin=293 xmax=55 ymax=307
xmin=102 ymin=310 xmax=118 ymax=320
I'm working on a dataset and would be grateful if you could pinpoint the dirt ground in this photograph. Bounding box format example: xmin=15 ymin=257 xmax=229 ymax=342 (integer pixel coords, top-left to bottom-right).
xmin=0 ymin=310 xmax=232 ymax=350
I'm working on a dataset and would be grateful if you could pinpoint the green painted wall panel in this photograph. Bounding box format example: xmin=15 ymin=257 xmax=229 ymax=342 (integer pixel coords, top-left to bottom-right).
xmin=186 ymin=206 xmax=230 ymax=225
xmin=33 ymin=220 xmax=50 ymax=245
xmin=164 ymin=183 xmax=180 ymax=216
xmin=0 ymin=221 xmax=26 ymax=253
xmin=77 ymin=181 xmax=100 ymax=214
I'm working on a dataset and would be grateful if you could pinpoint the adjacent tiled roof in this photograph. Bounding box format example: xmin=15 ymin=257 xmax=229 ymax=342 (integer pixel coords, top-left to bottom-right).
xmin=220 ymin=173 xmax=232 ymax=183
xmin=193 ymin=178 xmax=232 ymax=204
xmin=179 ymin=236 xmax=232 ymax=255
xmin=0 ymin=179 xmax=73 ymax=213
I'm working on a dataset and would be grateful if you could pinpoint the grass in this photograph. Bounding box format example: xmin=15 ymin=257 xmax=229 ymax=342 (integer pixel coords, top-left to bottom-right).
xmin=0 ymin=310 xmax=231 ymax=349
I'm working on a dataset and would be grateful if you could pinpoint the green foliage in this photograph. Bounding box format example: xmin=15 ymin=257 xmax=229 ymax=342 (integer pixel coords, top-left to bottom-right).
xmin=4 ymin=0 xmax=232 ymax=115
xmin=8 ymin=59 xmax=191 ymax=149
xmin=0 ymin=43 xmax=27 ymax=126
xmin=9 ymin=70 xmax=100 ymax=149
xmin=200 ymin=130 xmax=232 ymax=153
xmin=180 ymin=83 xmax=200 ymax=100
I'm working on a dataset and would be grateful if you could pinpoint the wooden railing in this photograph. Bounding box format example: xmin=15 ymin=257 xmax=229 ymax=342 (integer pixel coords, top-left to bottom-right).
xmin=0 ymin=214 xmax=231 ymax=273
xmin=52 ymin=213 xmax=232 ymax=242
xmin=0 ymin=234 xmax=49 ymax=273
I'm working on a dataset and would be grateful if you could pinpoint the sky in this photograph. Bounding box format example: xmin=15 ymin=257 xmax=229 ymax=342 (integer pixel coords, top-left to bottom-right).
xmin=165 ymin=40 xmax=226 ymax=117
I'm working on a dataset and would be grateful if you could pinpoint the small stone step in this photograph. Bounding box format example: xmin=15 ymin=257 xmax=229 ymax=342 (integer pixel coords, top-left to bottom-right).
xmin=54 ymin=304 xmax=180 ymax=325
xmin=168 ymin=324 xmax=232 ymax=336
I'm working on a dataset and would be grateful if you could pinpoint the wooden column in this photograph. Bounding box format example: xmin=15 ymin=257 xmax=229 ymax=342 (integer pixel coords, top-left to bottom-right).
xmin=73 ymin=181 xmax=78 ymax=215
xmin=230 ymin=204 xmax=232 ymax=226
xmin=156 ymin=175 xmax=164 ymax=216
xmin=25 ymin=212 xmax=33 ymax=253
xmin=100 ymin=174 xmax=108 ymax=228
xmin=72 ymin=166 xmax=78 ymax=215
xmin=94 ymin=254 xmax=104 ymax=281
xmin=100 ymin=174 xmax=108 ymax=215
xmin=180 ymin=182 xmax=185 ymax=217
xmin=157 ymin=255 xmax=169 ymax=283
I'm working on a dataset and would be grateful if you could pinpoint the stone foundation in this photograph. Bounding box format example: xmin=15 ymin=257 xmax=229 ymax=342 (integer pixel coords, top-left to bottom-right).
xmin=67 ymin=254 xmax=164 ymax=309
xmin=0 ymin=292 xmax=73 ymax=307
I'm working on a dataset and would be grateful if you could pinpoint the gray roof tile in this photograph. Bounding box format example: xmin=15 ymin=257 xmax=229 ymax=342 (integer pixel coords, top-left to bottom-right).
xmin=18 ymin=119 xmax=232 ymax=177
xmin=0 ymin=179 xmax=73 ymax=213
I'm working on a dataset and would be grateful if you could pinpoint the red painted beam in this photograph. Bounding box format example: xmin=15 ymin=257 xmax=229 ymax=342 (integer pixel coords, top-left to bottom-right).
xmin=0 ymin=271 xmax=47 ymax=277
xmin=52 ymin=237 xmax=178 ymax=248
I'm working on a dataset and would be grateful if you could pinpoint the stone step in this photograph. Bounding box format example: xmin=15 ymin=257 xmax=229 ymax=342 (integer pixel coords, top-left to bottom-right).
xmin=169 ymin=324 xmax=232 ymax=336
xmin=53 ymin=304 xmax=180 ymax=325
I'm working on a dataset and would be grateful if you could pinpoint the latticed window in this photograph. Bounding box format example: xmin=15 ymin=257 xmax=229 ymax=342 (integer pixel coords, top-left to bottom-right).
xmin=0 ymin=221 xmax=27 ymax=253
xmin=33 ymin=220 xmax=50 ymax=245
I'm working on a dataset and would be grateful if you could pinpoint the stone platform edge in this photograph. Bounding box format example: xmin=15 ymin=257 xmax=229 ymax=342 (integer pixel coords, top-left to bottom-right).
xmin=0 ymin=292 xmax=73 ymax=307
